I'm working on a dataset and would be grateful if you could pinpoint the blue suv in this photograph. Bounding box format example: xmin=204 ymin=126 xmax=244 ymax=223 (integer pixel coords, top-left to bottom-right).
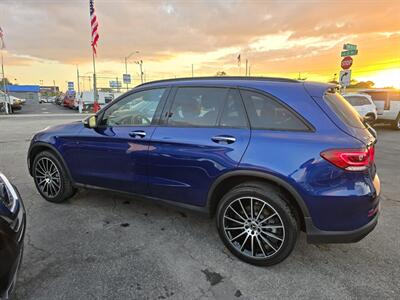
xmin=28 ymin=77 xmax=380 ymax=266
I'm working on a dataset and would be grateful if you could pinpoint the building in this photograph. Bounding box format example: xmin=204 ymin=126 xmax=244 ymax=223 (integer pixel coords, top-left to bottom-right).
xmin=40 ymin=86 xmax=60 ymax=94
xmin=5 ymin=85 xmax=41 ymax=102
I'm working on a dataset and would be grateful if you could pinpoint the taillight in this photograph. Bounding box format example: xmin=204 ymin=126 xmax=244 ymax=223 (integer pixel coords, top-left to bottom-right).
xmin=321 ymin=146 xmax=375 ymax=171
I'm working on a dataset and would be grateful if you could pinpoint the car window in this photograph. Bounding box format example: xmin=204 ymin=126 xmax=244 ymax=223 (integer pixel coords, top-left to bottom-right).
xmin=167 ymin=87 xmax=228 ymax=127
xmin=101 ymin=88 xmax=165 ymax=126
xmin=388 ymin=91 xmax=400 ymax=101
xmin=220 ymin=89 xmax=248 ymax=128
xmin=240 ymin=90 xmax=309 ymax=131
xmin=324 ymin=92 xmax=365 ymax=129
xmin=345 ymin=96 xmax=370 ymax=106
xmin=364 ymin=91 xmax=387 ymax=101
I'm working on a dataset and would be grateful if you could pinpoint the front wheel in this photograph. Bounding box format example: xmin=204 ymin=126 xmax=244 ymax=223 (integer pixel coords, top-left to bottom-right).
xmin=32 ymin=151 xmax=76 ymax=203
xmin=216 ymin=182 xmax=299 ymax=266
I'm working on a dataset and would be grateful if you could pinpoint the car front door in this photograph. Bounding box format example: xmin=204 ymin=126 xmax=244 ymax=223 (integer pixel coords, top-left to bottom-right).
xmin=75 ymin=87 xmax=169 ymax=194
xmin=148 ymin=86 xmax=251 ymax=207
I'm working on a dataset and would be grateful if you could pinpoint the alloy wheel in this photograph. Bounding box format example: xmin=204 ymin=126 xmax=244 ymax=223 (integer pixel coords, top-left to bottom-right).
xmin=222 ymin=197 xmax=285 ymax=258
xmin=34 ymin=157 xmax=61 ymax=198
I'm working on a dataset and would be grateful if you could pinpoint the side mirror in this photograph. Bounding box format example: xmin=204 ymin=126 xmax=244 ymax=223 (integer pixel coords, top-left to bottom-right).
xmin=83 ymin=115 xmax=98 ymax=129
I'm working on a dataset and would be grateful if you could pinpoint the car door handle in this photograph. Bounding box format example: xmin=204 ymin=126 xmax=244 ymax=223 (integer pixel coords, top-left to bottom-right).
xmin=129 ymin=130 xmax=146 ymax=138
xmin=211 ymin=135 xmax=236 ymax=144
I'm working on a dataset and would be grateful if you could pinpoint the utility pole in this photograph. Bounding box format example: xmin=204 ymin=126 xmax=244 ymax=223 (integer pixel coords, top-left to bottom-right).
xmin=245 ymin=59 xmax=248 ymax=76
xmin=1 ymin=50 xmax=9 ymax=114
xmin=136 ymin=60 xmax=144 ymax=84
xmin=124 ymin=51 xmax=139 ymax=90
xmin=76 ymin=66 xmax=80 ymax=94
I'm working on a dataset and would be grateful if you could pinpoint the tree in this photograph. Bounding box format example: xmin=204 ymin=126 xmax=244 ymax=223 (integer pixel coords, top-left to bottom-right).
xmin=0 ymin=78 xmax=13 ymax=88
xmin=216 ymin=71 xmax=227 ymax=76
xmin=348 ymin=80 xmax=375 ymax=88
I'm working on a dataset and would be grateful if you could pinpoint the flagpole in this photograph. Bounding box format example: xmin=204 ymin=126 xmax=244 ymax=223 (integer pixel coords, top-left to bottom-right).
xmin=92 ymin=50 xmax=98 ymax=112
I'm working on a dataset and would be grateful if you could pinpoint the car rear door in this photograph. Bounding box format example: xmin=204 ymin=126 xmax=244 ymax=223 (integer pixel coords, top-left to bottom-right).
xmin=147 ymin=86 xmax=251 ymax=207
xmin=75 ymin=87 xmax=169 ymax=194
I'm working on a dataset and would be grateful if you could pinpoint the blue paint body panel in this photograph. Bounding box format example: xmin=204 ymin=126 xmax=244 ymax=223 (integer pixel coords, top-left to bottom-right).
xmin=28 ymin=78 xmax=380 ymax=238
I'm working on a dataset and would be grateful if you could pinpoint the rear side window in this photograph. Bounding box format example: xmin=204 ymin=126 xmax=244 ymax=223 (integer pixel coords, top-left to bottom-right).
xmin=365 ymin=91 xmax=387 ymax=101
xmin=345 ymin=96 xmax=371 ymax=106
xmin=324 ymin=92 xmax=365 ymax=129
xmin=220 ymin=89 xmax=248 ymax=128
xmin=168 ymin=87 xmax=228 ymax=127
xmin=240 ymin=90 xmax=309 ymax=131
xmin=388 ymin=91 xmax=400 ymax=101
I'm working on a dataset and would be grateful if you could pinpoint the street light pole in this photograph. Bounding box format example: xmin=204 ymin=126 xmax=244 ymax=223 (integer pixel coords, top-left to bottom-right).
xmin=124 ymin=51 xmax=139 ymax=90
xmin=135 ymin=60 xmax=144 ymax=83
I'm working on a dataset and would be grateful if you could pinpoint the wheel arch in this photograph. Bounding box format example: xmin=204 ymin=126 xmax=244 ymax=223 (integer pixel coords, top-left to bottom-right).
xmin=28 ymin=142 xmax=75 ymax=184
xmin=207 ymin=170 xmax=310 ymax=230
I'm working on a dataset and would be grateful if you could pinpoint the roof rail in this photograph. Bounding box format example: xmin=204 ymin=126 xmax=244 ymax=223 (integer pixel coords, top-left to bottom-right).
xmin=136 ymin=76 xmax=299 ymax=87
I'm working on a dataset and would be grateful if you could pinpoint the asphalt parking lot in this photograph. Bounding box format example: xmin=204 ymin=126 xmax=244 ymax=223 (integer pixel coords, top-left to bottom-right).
xmin=0 ymin=102 xmax=399 ymax=299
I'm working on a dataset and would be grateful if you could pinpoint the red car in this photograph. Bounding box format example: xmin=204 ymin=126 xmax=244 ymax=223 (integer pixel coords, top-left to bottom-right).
xmin=62 ymin=95 xmax=75 ymax=109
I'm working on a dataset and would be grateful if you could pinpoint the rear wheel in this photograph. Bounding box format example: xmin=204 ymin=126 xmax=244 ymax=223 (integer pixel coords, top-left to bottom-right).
xmin=33 ymin=151 xmax=76 ymax=203
xmin=216 ymin=182 xmax=299 ymax=266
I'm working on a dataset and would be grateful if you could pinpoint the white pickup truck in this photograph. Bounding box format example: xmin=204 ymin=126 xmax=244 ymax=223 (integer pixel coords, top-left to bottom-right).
xmin=360 ymin=89 xmax=400 ymax=130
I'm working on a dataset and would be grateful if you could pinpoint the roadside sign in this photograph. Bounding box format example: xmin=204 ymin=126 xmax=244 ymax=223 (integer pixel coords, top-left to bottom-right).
xmin=341 ymin=49 xmax=358 ymax=57
xmin=123 ymin=74 xmax=131 ymax=84
xmin=343 ymin=43 xmax=357 ymax=51
xmin=339 ymin=70 xmax=351 ymax=87
xmin=67 ymin=81 xmax=74 ymax=91
xmin=109 ymin=81 xmax=122 ymax=88
xmin=341 ymin=56 xmax=353 ymax=70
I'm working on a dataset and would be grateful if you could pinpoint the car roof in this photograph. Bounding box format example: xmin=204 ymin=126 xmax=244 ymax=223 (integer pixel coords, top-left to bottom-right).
xmin=135 ymin=76 xmax=334 ymax=98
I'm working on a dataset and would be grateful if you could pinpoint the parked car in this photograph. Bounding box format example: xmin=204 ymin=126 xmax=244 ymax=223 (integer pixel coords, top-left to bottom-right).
xmin=360 ymin=89 xmax=400 ymax=129
xmin=76 ymin=91 xmax=122 ymax=111
xmin=0 ymin=172 xmax=26 ymax=298
xmin=343 ymin=93 xmax=377 ymax=124
xmin=28 ymin=77 xmax=380 ymax=266
xmin=55 ymin=95 xmax=63 ymax=105
xmin=8 ymin=96 xmax=23 ymax=111
xmin=62 ymin=95 xmax=75 ymax=109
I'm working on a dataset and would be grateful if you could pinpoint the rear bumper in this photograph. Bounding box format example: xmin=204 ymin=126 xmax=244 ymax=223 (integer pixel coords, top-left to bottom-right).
xmin=306 ymin=208 xmax=379 ymax=244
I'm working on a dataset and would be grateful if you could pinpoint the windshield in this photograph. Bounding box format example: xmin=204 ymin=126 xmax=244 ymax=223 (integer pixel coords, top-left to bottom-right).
xmin=324 ymin=92 xmax=366 ymax=129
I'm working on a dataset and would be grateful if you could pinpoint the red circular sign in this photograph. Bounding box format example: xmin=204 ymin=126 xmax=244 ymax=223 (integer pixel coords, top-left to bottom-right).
xmin=341 ymin=56 xmax=353 ymax=70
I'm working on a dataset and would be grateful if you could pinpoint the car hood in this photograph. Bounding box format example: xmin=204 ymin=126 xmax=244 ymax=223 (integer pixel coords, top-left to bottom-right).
xmin=32 ymin=121 xmax=84 ymax=143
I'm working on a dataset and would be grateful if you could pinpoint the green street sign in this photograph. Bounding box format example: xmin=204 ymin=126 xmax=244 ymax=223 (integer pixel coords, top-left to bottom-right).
xmin=341 ymin=49 xmax=358 ymax=57
xmin=343 ymin=43 xmax=357 ymax=50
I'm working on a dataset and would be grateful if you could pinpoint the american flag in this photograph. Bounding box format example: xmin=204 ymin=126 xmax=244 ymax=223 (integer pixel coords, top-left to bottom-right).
xmin=0 ymin=27 xmax=5 ymax=49
xmin=89 ymin=0 xmax=99 ymax=55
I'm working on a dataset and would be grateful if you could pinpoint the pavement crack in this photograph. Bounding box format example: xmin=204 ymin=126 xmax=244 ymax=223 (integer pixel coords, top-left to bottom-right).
xmin=25 ymin=232 xmax=51 ymax=257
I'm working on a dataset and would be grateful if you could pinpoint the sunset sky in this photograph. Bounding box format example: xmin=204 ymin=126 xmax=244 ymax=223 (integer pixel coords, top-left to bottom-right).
xmin=1 ymin=0 xmax=399 ymax=91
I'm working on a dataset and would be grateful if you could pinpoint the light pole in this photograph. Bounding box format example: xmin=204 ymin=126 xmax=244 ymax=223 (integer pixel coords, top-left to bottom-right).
xmin=135 ymin=60 xmax=144 ymax=84
xmin=124 ymin=51 xmax=139 ymax=90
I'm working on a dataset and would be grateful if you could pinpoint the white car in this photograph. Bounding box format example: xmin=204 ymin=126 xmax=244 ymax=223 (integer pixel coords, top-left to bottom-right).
xmin=360 ymin=89 xmax=400 ymax=130
xmin=343 ymin=93 xmax=377 ymax=124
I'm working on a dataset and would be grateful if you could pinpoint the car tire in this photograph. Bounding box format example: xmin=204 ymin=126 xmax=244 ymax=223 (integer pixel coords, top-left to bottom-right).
xmin=216 ymin=181 xmax=299 ymax=266
xmin=392 ymin=114 xmax=400 ymax=130
xmin=32 ymin=151 xmax=76 ymax=203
